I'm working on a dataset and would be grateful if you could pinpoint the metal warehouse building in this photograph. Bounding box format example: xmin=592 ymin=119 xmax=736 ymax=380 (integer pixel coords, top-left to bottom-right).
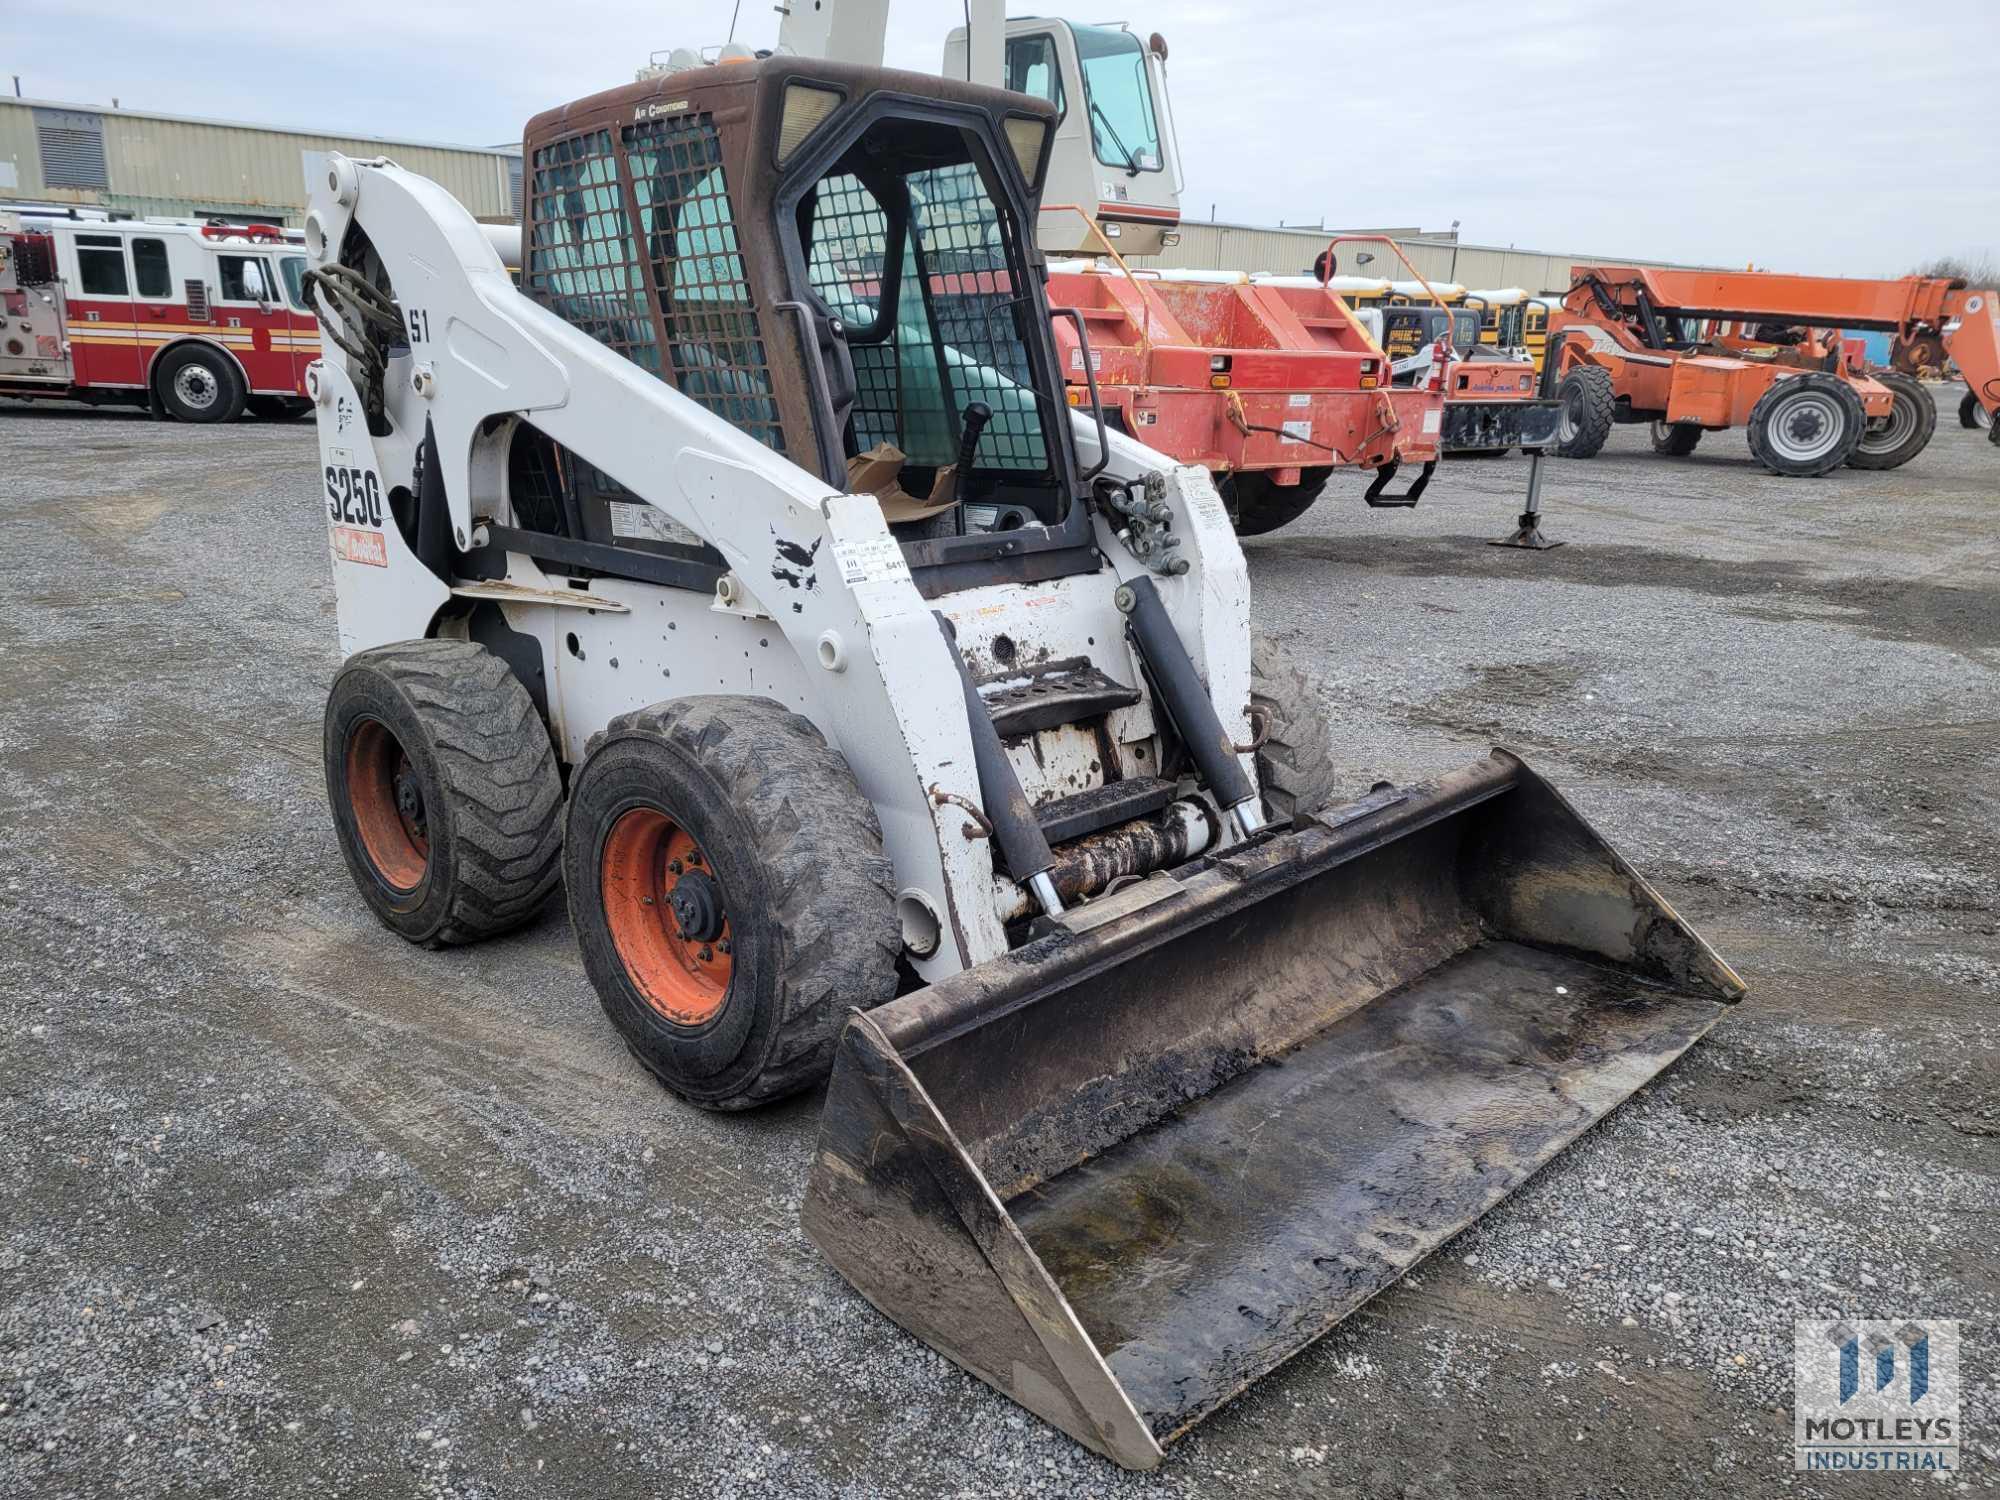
xmin=0 ymin=97 xmax=520 ymax=225
xmin=1133 ymin=219 xmax=1716 ymax=296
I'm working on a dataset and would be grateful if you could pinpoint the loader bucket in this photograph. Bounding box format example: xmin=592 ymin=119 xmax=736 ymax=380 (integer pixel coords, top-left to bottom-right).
xmin=802 ymin=750 xmax=1743 ymax=1469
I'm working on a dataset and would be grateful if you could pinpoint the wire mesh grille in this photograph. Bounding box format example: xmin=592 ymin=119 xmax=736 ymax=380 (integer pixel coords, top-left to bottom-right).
xmin=908 ymin=163 xmax=1045 ymax=471
xmin=802 ymin=165 xmax=1047 ymax=472
xmin=625 ymin=114 xmax=785 ymax=454
xmin=526 ymin=130 xmax=659 ymax=373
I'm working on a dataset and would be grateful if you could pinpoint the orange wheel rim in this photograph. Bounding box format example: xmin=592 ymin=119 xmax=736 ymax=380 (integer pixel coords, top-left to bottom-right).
xmin=601 ymin=808 xmax=734 ymax=1025
xmin=345 ymin=718 xmax=429 ymax=891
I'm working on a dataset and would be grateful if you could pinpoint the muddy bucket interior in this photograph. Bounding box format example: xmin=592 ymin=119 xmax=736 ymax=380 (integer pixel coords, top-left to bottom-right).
xmin=802 ymin=751 xmax=1742 ymax=1470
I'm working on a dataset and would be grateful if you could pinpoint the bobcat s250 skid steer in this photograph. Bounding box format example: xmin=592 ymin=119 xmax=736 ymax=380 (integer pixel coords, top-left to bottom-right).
xmin=301 ymin=55 xmax=1742 ymax=1471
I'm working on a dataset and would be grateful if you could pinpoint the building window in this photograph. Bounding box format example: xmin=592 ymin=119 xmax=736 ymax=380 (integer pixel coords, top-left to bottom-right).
xmin=132 ymin=238 xmax=170 ymax=299
xmin=75 ymin=235 xmax=129 ymax=297
xmin=35 ymin=108 xmax=109 ymax=191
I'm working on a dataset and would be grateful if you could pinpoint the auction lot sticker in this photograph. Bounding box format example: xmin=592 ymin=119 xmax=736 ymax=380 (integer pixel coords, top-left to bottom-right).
xmin=1795 ymin=1319 xmax=1959 ymax=1473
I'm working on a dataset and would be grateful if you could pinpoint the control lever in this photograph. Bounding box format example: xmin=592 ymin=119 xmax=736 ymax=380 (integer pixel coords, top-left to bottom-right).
xmin=955 ymin=402 xmax=992 ymax=475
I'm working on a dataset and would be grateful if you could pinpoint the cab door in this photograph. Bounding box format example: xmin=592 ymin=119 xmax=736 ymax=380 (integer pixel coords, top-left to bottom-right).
xmin=67 ymin=232 xmax=143 ymax=387
xmin=213 ymin=251 xmax=287 ymax=394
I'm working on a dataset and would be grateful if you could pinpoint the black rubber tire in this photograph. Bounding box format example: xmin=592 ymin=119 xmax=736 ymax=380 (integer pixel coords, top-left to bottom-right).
xmin=1249 ymin=633 xmax=1341 ymax=826
xmin=1745 ymin=372 xmax=1865 ymax=477
xmin=1225 ymin=467 xmax=1332 ymax=537
xmin=1960 ymin=389 xmax=1992 ymax=430
xmin=1553 ymin=365 xmax=1614 ymax=458
xmin=247 ymin=394 xmax=311 ymax=421
xmin=564 ymin=696 xmax=900 ymax=1111
xmin=154 ymin=343 xmax=247 ymax=424
xmin=1650 ymin=419 xmax=1704 ymax=456
xmin=324 ymin=639 xmax=565 ymax=947
xmin=1847 ymin=370 xmax=1936 ymax=471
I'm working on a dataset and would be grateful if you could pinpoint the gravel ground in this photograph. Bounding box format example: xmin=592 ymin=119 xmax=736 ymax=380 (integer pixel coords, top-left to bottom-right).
xmin=2 ymin=391 xmax=1996 ymax=1497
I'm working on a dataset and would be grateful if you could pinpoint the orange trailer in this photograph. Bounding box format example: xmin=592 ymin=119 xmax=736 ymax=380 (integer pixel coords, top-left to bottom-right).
xmin=1548 ymin=265 xmax=2000 ymax=477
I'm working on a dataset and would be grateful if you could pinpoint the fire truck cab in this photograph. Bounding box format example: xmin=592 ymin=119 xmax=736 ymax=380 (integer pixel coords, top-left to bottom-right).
xmin=0 ymin=212 xmax=320 ymax=422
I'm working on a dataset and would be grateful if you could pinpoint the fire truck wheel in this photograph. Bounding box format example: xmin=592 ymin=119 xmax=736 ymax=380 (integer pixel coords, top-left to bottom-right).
xmin=1847 ymin=371 xmax=1936 ymax=470
xmin=1960 ymin=390 xmax=1991 ymax=430
xmin=1553 ymin=366 xmax=1614 ymax=458
xmin=155 ymin=345 xmax=248 ymax=424
xmin=1225 ymin=469 xmax=1331 ymax=537
xmin=1746 ymin=373 xmax=1865 ymax=477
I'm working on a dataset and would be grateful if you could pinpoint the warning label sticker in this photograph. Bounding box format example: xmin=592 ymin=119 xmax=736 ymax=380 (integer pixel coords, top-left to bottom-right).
xmin=832 ymin=532 xmax=913 ymax=588
xmin=608 ymin=500 xmax=697 ymax=546
xmin=1287 ymin=393 xmax=1312 ymax=408
xmin=1281 ymin=419 xmax=1313 ymax=443
xmin=1422 ymin=409 xmax=1444 ymax=434
xmin=332 ymin=525 xmax=388 ymax=568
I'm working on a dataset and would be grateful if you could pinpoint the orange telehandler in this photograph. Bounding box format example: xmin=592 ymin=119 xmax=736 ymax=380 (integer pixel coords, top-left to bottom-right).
xmin=1548 ymin=265 xmax=2000 ymax=476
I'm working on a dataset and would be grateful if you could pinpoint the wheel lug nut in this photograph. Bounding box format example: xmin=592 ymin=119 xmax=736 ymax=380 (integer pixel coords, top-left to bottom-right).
xmin=640 ymin=895 xmax=654 ymax=906
xmin=698 ymin=945 xmax=713 ymax=961
xmin=687 ymin=850 xmax=702 ymax=866
xmin=717 ymin=939 xmax=731 ymax=955
xmin=668 ymin=858 xmax=683 ymax=874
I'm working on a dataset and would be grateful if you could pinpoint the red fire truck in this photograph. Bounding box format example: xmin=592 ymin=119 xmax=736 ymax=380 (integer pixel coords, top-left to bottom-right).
xmin=0 ymin=212 xmax=321 ymax=422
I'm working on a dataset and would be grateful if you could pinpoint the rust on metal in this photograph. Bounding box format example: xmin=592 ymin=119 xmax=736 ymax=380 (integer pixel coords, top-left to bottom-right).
xmin=802 ymin=751 xmax=1743 ymax=1470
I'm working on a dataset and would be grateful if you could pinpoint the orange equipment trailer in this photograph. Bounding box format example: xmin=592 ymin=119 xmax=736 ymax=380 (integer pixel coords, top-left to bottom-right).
xmin=1548 ymin=265 xmax=2000 ymax=477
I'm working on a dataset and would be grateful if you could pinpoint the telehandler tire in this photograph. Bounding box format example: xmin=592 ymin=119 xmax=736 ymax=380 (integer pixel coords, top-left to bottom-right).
xmin=564 ymin=696 xmax=900 ymax=1112
xmin=324 ymin=640 xmax=566 ymax=947
xmin=1649 ymin=419 xmax=1703 ymax=456
xmin=1226 ymin=468 xmax=1331 ymax=537
xmin=1746 ymin=372 xmax=1865 ymax=477
xmin=1960 ymin=389 xmax=1991 ymax=430
xmin=1553 ymin=365 xmax=1614 ymax=458
xmin=1847 ymin=370 xmax=1936 ymax=471
xmin=1249 ymin=633 xmax=1341 ymax=826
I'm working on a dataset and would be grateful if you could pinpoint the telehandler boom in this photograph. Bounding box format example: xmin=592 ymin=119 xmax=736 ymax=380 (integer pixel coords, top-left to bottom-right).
xmin=301 ymin=54 xmax=1741 ymax=1469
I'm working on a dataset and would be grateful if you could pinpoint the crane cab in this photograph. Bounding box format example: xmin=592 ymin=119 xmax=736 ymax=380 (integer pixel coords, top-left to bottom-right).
xmin=945 ymin=19 xmax=1182 ymax=256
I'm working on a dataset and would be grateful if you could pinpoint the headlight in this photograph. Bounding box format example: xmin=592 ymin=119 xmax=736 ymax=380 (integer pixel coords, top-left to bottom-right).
xmin=777 ymin=83 xmax=842 ymax=167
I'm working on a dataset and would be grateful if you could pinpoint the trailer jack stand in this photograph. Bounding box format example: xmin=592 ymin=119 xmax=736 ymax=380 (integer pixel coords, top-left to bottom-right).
xmin=1490 ymin=450 xmax=1564 ymax=550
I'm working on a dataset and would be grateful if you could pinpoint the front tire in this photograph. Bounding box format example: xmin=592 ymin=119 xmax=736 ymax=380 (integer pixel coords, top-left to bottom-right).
xmin=1847 ymin=370 xmax=1936 ymax=470
xmin=564 ymin=697 xmax=899 ymax=1111
xmin=1960 ymin=390 xmax=1992 ymax=430
xmin=1746 ymin=372 xmax=1865 ymax=477
xmin=1650 ymin=419 xmax=1703 ymax=456
xmin=155 ymin=344 xmax=247 ymax=424
xmin=324 ymin=640 xmax=565 ymax=946
xmin=1249 ymin=634 xmax=1340 ymax=826
xmin=1224 ymin=468 xmax=1331 ymax=537
xmin=1553 ymin=365 xmax=1614 ymax=458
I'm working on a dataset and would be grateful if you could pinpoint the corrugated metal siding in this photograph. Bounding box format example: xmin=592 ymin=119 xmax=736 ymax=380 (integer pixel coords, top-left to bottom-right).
xmin=1131 ymin=220 xmax=1718 ymax=297
xmin=0 ymin=99 xmax=518 ymax=225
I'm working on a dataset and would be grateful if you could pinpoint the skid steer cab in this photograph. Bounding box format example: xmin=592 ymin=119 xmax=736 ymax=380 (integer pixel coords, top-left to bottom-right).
xmin=300 ymin=53 xmax=1741 ymax=1471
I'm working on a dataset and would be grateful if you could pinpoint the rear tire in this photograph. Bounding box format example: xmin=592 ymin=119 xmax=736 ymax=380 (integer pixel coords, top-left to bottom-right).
xmin=1649 ymin=419 xmax=1703 ymax=456
xmin=1847 ymin=370 xmax=1936 ymax=470
xmin=1249 ymin=634 xmax=1340 ymax=826
xmin=1553 ymin=365 xmax=1614 ymax=458
xmin=155 ymin=344 xmax=247 ymax=424
xmin=564 ymin=697 xmax=899 ymax=1111
xmin=1745 ymin=372 xmax=1865 ymax=477
xmin=324 ymin=640 xmax=565 ymax=946
xmin=1225 ymin=468 xmax=1331 ymax=537
xmin=1960 ymin=390 xmax=1992 ymax=430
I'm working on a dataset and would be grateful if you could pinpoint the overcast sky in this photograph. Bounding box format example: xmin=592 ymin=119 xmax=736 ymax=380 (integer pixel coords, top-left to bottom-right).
xmin=8 ymin=0 xmax=1996 ymax=276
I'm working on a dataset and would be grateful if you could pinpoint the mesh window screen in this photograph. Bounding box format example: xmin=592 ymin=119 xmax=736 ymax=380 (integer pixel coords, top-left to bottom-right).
xmin=804 ymin=166 xmax=1047 ymax=472
xmin=625 ymin=115 xmax=785 ymax=455
xmin=908 ymin=163 xmax=1046 ymax=471
xmin=526 ymin=130 xmax=659 ymax=373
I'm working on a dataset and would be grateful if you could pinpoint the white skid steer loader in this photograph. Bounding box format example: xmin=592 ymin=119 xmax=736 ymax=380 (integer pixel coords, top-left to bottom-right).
xmin=301 ymin=55 xmax=1743 ymax=1471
